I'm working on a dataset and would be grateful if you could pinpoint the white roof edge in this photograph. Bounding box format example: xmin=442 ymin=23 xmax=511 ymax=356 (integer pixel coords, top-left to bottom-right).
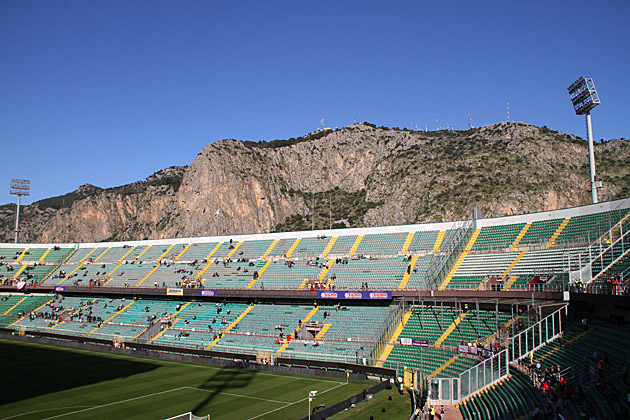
xmin=2 ymin=197 xmax=628 ymax=250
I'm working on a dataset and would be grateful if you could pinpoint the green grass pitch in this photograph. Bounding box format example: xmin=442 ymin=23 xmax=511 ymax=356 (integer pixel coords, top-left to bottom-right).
xmin=0 ymin=338 xmax=377 ymax=420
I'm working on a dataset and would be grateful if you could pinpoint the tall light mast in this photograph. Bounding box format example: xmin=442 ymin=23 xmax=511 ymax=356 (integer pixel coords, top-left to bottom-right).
xmin=10 ymin=179 xmax=30 ymax=243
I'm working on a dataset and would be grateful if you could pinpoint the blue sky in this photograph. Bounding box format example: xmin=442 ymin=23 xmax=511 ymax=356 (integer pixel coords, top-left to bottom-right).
xmin=1 ymin=0 xmax=629 ymax=205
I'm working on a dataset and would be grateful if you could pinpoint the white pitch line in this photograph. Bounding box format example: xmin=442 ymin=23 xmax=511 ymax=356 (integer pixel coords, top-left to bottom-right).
xmin=182 ymin=386 xmax=290 ymax=404
xmin=246 ymin=382 xmax=347 ymax=420
xmin=40 ymin=387 xmax=188 ymax=420
xmin=0 ymin=406 xmax=91 ymax=420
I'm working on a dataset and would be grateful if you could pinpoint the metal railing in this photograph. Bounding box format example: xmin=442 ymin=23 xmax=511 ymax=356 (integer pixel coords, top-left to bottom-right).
xmin=509 ymin=304 xmax=567 ymax=362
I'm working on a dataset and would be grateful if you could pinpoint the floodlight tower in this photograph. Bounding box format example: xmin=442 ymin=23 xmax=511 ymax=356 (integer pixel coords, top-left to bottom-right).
xmin=9 ymin=179 xmax=30 ymax=243
xmin=568 ymin=77 xmax=601 ymax=204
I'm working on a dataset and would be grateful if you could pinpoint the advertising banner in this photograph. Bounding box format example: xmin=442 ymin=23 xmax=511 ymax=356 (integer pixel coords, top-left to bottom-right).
xmin=54 ymin=286 xmax=65 ymax=292
xmin=317 ymin=291 xmax=392 ymax=300
xmin=199 ymin=289 xmax=217 ymax=297
xmin=166 ymin=288 xmax=184 ymax=296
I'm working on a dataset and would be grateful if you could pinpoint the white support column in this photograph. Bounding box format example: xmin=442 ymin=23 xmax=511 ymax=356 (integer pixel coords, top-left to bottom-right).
xmin=586 ymin=112 xmax=598 ymax=204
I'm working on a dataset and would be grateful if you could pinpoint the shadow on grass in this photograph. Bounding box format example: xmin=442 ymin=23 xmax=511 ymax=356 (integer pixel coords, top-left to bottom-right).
xmin=0 ymin=340 xmax=159 ymax=405
xmin=190 ymin=365 xmax=256 ymax=416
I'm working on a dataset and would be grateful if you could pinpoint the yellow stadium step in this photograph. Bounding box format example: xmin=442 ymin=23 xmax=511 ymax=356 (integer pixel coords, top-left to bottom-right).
xmin=62 ymin=248 xmax=77 ymax=263
xmin=194 ymin=261 xmax=214 ymax=282
xmin=262 ymin=240 xmax=279 ymax=260
xmin=174 ymin=244 xmax=191 ymax=261
xmin=38 ymin=248 xmax=51 ymax=263
xmin=349 ymin=236 xmax=363 ymax=257
xmin=7 ymin=297 xmax=55 ymax=327
xmin=206 ymin=243 xmax=223 ymax=260
xmin=475 ymin=250 xmax=526 ymax=291
xmin=118 ymin=247 xmax=136 ymax=263
xmin=438 ymin=229 xmax=481 ymax=291
xmin=398 ymin=256 xmax=419 ymax=290
xmin=536 ymin=327 xmax=592 ymax=365
xmin=57 ymin=264 xmax=83 ymax=285
xmin=2 ymin=297 xmax=26 ymax=315
xmin=102 ymin=262 xmax=124 ymax=286
xmin=504 ymin=276 xmax=520 ymax=290
xmin=511 ymin=223 xmax=531 ymax=250
xmin=16 ymin=249 xmax=28 ymax=263
xmin=47 ymin=304 xmax=87 ymax=331
xmin=428 ymin=356 xmax=457 ymax=379
xmin=434 ymin=312 xmax=467 ymax=348
xmin=149 ymin=319 xmax=179 ymax=344
xmin=400 ymin=232 xmax=415 ymax=255
xmin=322 ymin=237 xmax=337 ymax=258
xmin=318 ymin=259 xmax=335 ymax=282
xmin=433 ymin=231 xmax=446 ymax=253
xmin=226 ymin=242 xmax=242 ymax=259
xmin=12 ymin=264 xmax=28 ymax=279
xmin=78 ymin=248 xmax=97 ymax=263
xmin=247 ymin=260 xmax=271 ymax=289
xmin=158 ymin=244 xmax=175 ymax=262
xmin=315 ymin=323 xmax=332 ymax=340
xmin=605 ymin=211 xmax=630 ymax=244
xmin=547 ymin=218 xmax=570 ymax=248
xmin=482 ymin=316 xmax=520 ymax=346
xmin=375 ymin=311 xmax=412 ymax=367
xmin=135 ymin=246 xmax=151 ymax=261
xmin=172 ymin=302 xmax=191 ymax=318
xmin=136 ymin=263 xmax=162 ymax=287
xmin=285 ymin=239 xmax=301 ymax=258
xmin=276 ymin=306 xmax=319 ymax=357
xmin=93 ymin=248 xmax=111 ymax=263
xmin=206 ymin=304 xmax=255 ymax=349
xmin=87 ymin=299 xmax=136 ymax=336
xmin=39 ymin=266 xmax=57 ymax=284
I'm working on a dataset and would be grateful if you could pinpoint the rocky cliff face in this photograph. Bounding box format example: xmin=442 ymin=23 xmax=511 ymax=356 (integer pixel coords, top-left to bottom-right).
xmin=1 ymin=122 xmax=629 ymax=243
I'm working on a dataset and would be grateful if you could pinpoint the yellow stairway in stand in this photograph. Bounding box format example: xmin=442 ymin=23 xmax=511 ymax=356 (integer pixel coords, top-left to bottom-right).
xmin=7 ymin=297 xmax=55 ymax=327
xmin=57 ymin=264 xmax=83 ymax=285
xmin=193 ymin=261 xmax=214 ymax=282
xmin=206 ymin=243 xmax=223 ymax=260
xmin=398 ymin=256 xmax=419 ymax=290
xmin=78 ymin=248 xmax=97 ymax=263
xmin=375 ymin=311 xmax=412 ymax=367
xmin=2 ymin=297 xmax=27 ymax=315
xmin=318 ymin=259 xmax=335 ymax=282
xmin=102 ymin=262 xmax=125 ymax=286
xmin=134 ymin=246 xmax=151 ymax=261
xmin=93 ymin=248 xmax=111 ymax=263
xmin=16 ymin=249 xmax=28 ymax=263
xmin=206 ymin=304 xmax=255 ymax=349
xmin=322 ymin=237 xmax=337 ymax=258
xmin=226 ymin=242 xmax=242 ymax=259
xmin=315 ymin=324 xmax=332 ymax=340
xmin=477 ymin=250 xmax=527 ymax=291
xmin=511 ymin=224 xmax=531 ymax=250
xmin=434 ymin=312 xmax=467 ymax=348
xmin=285 ymin=239 xmax=300 ymax=258
xmin=136 ymin=264 xmax=162 ymax=287
xmin=87 ymin=300 xmax=136 ymax=335
xmin=149 ymin=319 xmax=180 ymax=344
xmin=547 ymin=218 xmax=570 ymax=248
xmin=174 ymin=244 xmax=191 ymax=261
xmin=12 ymin=265 xmax=28 ymax=280
xmin=433 ymin=231 xmax=446 ymax=253
xmin=262 ymin=240 xmax=279 ymax=260
xmin=428 ymin=356 xmax=457 ymax=379
xmin=247 ymin=261 xmax=271 ymax=289
xmin=158 ymin=244 xmax=175 ymax=262
xmin=349 ymin=236 xmax=363 ymax=257
xmin=504 ymin=276 xmax=521 ymax=291
xmin=482 ymin=316 xmax=520 ymax=346
xmin=438 ymin=229 xmax=481 ymax=291
xmin=38 ymin=248 xmax=51 ymax=263
xmin=605 ymin=211 xmax=630 ymax=243
xmin=276 ymin=307 xmax=319 ymax=357
xmin=400 ymin=232 xmax=415 ymax=255
xmin=118 ymin=247 xmax=136 ymax=263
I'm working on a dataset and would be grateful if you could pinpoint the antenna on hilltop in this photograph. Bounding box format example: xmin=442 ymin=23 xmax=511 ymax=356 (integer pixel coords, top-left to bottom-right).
xmin=436 ymin=119 xmax=439 ymax=131
xmin=321 ymin=119 xmax=324 ymax=130
xmin=507 ymin=100 xmax=510 ymax=122
xmin=468 ymin=114 xmax=472 ymax=129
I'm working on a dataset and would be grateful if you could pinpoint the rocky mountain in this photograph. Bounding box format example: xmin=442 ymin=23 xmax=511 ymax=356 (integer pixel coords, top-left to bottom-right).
xmin=1 ymin=121 xmax=629 ymax=244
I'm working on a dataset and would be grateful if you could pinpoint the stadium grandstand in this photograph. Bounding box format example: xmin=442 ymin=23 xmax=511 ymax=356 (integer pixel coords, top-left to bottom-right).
xmin=1 ymin=197 xmax=630 ymax=419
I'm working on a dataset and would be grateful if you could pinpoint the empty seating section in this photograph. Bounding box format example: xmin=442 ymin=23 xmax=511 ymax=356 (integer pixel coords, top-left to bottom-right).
xmin=19 ymin=248 xmax=47 ymax=262
xmin=327 ymin=235 xmax=358 ymax=256
xmin=42 ymin=247 xmax=73 ymax=263
xmin=555 ymin=209 xmax=628 ymax=245
xmin=329 ymin=257 xmax=408 ymax=289
xmin=519 ymin=218 xmax=563 ymax=246
xmin=20 ymin=264 xmax=58 ymax=283
xmin=267 ymin=238 xmax=297 ymax=258
xmin=407 ymin=230 xmax=440 ymax=252
xmin=471 ymin=223 xmax=526 ymax=251
xmin=508 ymin=248 xmax=581 ymax=288
xmin=93 ymin=247 xmax=130 ymax=263
xmin=137 ymin=245 xmax=172 ymax=262
xmin=442 ymin=310 xmax=512 ymax=347
xmin=105 ymin=263 xmax=156 ymax=287
xmin=290 ymin=237 xmax=330 ymax=258
xmin=385 ymin=346 xmax=457 ymax=376
xmin=176 ymin=243 xmax=219 ymax=261
xmin=210 ymin=243 xmax=238 ymax=259
xmin=448 ymin=252 xmax=517 ymax=289
xmin=235 ymin=239 xmax=273 ymax=259
xmin=258 ymin=259 xmax=321 ymax=289
xmin=354 ymin=233 xmax=407 ymax=256
xmin=0 ymin=264 xmax=19 ymax=282
xmin=405 ymin=255 xmax=433 ymax=289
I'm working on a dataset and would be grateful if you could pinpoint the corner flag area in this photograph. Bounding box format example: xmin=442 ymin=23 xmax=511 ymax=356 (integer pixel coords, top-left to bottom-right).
xmin=0 ymin=339 xmax=375 ymax=420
